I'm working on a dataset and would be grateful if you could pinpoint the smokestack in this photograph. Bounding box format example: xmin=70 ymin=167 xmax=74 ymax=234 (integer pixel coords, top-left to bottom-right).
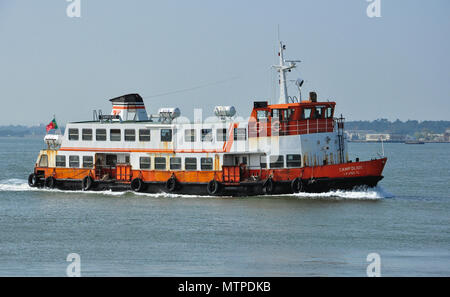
xmin=110 ymin=94 xmax=148 ymax=121
xmin=309 ymin=92 xmax=317 ymax=102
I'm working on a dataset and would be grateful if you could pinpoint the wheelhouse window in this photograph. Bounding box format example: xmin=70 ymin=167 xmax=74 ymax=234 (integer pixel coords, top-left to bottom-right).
xmin=96 ymin=129 xmax=107 ymax=141
xmin=170 ymin=157 xmax=182 ymax=170
xmin=82 ymin=129 xmax=92 ymax=141
xmin=124 ymin=129 xmax=136 ymax=142
xmin=56 ymin=155 xmax=66 ymax=167
xmin=301 ymin=108 xmax=312 ymax=120
xmin=325 ymin=107 xmax=333 ymax=119
xmin=110 ymin=129 xmax=121 ymax=141
xmin=154 ymin=157 xmax=166 ymax=170
xmin=184 ymin=129 xmax=196 ymax=142
xmin=269 ymin=155 xmax=284 ymax=168
xmin=234 ymin=128 xmax=247 ymax=141
xmin=38 ymin=155 xmax=48 ymax=167
xmin=69 ymin=156 xmax=80 ymax=168
xmin=83 ymin=156 xmax=94 ymax=168
xmin=185 ymin=157 xmax=197 ymax=170
xmin=139 ymin=157 xmax=151 ymax=169
xmin=139 ymin=129 xmax=151 ymax=142
xmin=216 ymin=128 xmax=227 ymax=141
xmin=314 ymin=106 xmax=325 ymax=119
xmin=282 ymin=109 xmax=294 ymax=121
xmin=160 ymin=129 xmax=172 ymax=142
xmin=286 ymin=154 xmax=302 ymax=168
xmin=68 ymin=128 xmax=79 ymax=141
xmin=200 ymin=157 xmax=213 ymax=170
xmin=201 ymin=129 xmax=213 ymax=142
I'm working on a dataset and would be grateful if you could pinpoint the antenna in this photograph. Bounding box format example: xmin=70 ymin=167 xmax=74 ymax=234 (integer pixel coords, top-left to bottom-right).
xmin=272 ymin=40 xmax=300 ymax=104
xmin=277 ymin=24 xmax=280 ymax=43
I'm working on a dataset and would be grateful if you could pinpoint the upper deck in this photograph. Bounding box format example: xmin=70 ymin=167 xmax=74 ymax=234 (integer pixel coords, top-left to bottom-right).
xmin=248 ymin=97 xmax=336 ymax=137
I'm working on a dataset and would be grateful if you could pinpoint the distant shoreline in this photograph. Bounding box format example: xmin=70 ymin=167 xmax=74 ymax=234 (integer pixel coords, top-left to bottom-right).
xmin=348 ymin=140 xmax=450 ymax=144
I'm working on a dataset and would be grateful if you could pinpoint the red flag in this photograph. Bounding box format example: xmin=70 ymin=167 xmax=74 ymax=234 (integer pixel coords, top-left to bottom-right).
xmin=46 ymin=118 xmax=58 ymax=133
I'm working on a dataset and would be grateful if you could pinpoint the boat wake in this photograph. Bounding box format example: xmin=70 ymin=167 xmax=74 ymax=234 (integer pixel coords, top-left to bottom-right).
xmin=0 ymin=179 xmax=393 ymax=200
xmin=0 ymin=179 xmax=220 ymax=198
xmin=287 ymin=186 xmax=394 ymax=200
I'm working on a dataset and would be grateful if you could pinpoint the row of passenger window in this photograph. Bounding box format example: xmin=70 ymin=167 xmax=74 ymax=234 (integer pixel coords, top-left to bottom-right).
xmin=67 ymin=128 xmax=247 ymax=142
xmin=261 ymin=154 xmax=302 ymax=169
xmin=185 ymin=128 xmax=247 ymax=142
xmin=68 ymin=128 xmax=153 ymax=142
xmin=53 ymin=155 xmax=214 ymax=171
xmin=139 ymin=157 xmax=213 ymax=170
xmin=55 ymin=155 xmax=93 ymax=168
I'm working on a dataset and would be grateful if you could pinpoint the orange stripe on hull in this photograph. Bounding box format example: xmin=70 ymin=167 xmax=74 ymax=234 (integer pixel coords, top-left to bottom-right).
xmin=35 ymin=167 xmax=220 ymax=183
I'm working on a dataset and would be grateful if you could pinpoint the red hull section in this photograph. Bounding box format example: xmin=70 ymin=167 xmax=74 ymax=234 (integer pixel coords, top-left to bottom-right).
xmin=250 ymin=157 xmax=387 ymax=182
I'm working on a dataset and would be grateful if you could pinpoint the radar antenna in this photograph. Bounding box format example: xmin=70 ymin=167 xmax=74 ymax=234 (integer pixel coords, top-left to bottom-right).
xmin=272 ymin=42 xmax=301 ymax=104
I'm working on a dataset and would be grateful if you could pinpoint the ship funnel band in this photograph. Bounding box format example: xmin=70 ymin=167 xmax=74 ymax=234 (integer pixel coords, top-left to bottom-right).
xmin=109 ymin=93 xmax=148 ymax=121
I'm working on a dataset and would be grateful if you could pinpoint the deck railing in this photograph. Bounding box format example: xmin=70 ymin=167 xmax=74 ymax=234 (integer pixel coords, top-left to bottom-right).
xmin=248 ymin=118 xmax=335 ymax=137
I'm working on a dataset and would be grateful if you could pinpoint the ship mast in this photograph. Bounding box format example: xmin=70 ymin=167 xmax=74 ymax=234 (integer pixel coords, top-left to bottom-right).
xmin=273 ymin=41 xmax=301 ymax=104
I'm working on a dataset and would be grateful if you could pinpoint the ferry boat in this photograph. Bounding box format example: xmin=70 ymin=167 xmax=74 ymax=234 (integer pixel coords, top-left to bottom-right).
xmin=28 ymin=42 xmax=387 ymax=195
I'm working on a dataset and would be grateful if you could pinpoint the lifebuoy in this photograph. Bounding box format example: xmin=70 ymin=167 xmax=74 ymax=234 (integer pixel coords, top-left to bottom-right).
xmin=81 ymin=176 xmax=94 ymax=191
xmin=28 ymin=173 xmax=38 ymax=187
xmin=263 ymin=178 xmax=275 ymax=195
xmin=271 ymin=120 xmax=280 ymax=133
xmin=131 ymin=178 xmax=145 ymax=192
xmin=291 ymin=178 xmax=302 ymax=193
xmin=165 ymin=177 xmax=177 ymax=192
xmin=207 ymin=180 xmax=221 ymax=195
xmin=45 ymin=176 xmax=56 ymax=189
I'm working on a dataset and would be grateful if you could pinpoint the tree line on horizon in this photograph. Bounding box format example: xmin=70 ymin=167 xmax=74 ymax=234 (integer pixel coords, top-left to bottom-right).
xmin=345 ymin=119 xmax=450 ymax=135
xmin=0 ymin=119 xmax=449 ymax=137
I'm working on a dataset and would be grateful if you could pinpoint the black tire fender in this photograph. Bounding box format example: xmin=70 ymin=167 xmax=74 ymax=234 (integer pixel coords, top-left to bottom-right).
xmin=45 ymin=176 xmax=56 ymax=189
xmin=263 ymin=178 xmax=275 ymax=195
xmin=131 ymin=178 xmax=145 ymax=192
xmin=82 ymin=176 xmax=94 ymax=191
xmin=291 ymin=178 xmax=302 ymax=193
xmin=28 ymin=173 xmax=38 ymax=187
xmin=165 ymin=177 xmax=177 ymax=192
xmin=207 ymin=180 xmax=221 ymax=195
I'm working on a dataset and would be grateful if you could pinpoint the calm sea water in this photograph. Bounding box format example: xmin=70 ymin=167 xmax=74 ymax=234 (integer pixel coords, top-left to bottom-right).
xmin=0 ymin=137 xmax=448 ymax=276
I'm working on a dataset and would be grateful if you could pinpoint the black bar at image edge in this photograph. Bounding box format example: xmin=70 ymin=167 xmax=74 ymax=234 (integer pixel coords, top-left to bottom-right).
xmin=0 ymin=277 xmax=446 ymax=296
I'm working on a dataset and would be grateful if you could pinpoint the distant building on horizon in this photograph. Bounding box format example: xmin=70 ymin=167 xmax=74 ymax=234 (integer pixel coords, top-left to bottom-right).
xmin=445 ymin=129 xmax=450 ymax=142
xmin=345 ymin=130 xmax=376 ymax=141
xmin=366 ymin=133 xmax=391 ymax=142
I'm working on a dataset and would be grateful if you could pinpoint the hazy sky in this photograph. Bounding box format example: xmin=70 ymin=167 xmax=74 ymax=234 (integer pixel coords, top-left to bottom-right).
xmin=0 ymin=0 xmax=449 ymax=126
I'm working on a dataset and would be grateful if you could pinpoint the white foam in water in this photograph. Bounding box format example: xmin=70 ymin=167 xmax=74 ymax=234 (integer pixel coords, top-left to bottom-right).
xmin=0 ymin=179 xmax=32 ymax=192
xmin=0 ymin=179 xmax=393 ymax=200
xmin=0 ymin=179 xmax=125 ymax=196
xmin=0 ymin=178 xmax=219 ymax=198
xmin=287 ymin=186 xmax=394 ymax=200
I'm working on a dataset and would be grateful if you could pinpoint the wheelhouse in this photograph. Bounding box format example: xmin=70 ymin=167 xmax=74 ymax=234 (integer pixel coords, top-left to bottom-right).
xmin=248 ymin=96 xmax=336 ymax=137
